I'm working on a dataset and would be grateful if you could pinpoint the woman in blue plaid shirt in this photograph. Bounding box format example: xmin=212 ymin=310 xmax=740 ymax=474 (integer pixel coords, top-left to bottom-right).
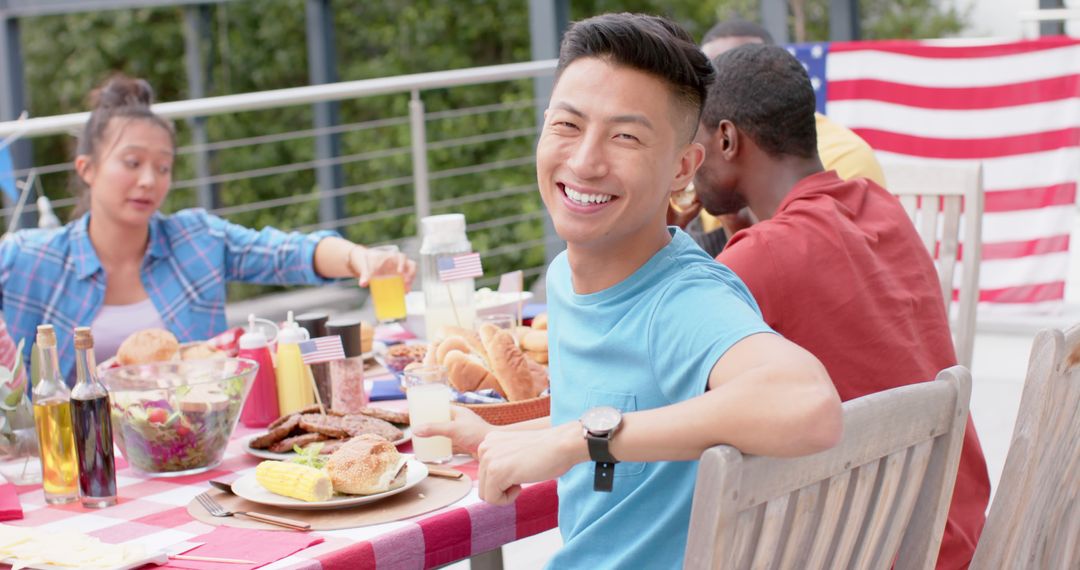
xmin=0 ymin=75 xmax=416 ymax=381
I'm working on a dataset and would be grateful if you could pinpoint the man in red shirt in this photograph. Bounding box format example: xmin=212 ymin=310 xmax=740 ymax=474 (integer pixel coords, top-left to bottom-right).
xmin=695 ymin=44 xmax=990 ymax=569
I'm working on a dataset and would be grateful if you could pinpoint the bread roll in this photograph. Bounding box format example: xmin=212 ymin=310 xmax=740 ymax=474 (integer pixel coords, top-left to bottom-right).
xmin=479 ymin=324 xmax=546 ymax=401
xmin=520 ymin=330 xmax=547 ymax=353
xmin=531 ymin=313 xmax=548 ymax=330
xmin=435 ymin=336 xmax=472 ymax=365
xmin=439 ymin=325 xmax=488 ymax=362
xmin=512 ymin=326 xmax=533 ymax=344
xmin=326 ymin=434 xmax=407 ymax=495
xmin=444 ymin=350 xmax=501 ymax=393
xmin=117 ymin=329 xmax=179 ymax=365
xmin=525 ymin=350 xmax=548 ymax=365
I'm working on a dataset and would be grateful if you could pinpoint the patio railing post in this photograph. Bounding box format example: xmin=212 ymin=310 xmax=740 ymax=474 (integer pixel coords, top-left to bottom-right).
xmin=829 ymin=0 xmax=860 ymax=41
xmin=409 ymin=90 xmax=431 ymax=223
xmin=0 ymin=14 xmax=34 ymax=231
xmin=183 ymin=3 xmax=218 ymax=211
xmin=529 ymin=0 xmax=569 ymax=267
xmin=306 ymin=0 xmax=345 ymax=230
xmin=761 ymin=0 xmax=791 ymax=44
xmin=1039 ymin=0 xmax=1067 ymax=35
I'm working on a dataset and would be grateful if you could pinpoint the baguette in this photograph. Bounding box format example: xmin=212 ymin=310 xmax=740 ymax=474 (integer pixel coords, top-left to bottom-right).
xmin=479 ymin=324 xmax=546 ymax=401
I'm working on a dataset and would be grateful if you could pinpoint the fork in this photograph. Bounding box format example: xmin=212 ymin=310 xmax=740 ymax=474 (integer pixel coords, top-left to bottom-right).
xmin=195 ymin=492 xmax=311 ymax=531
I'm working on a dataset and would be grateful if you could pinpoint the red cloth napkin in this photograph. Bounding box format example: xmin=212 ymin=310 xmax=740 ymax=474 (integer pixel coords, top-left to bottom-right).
xmin=162 ymin=527 xmax=323 ymax=570
xmin=0 ymin=477 xmax=24 ymax=521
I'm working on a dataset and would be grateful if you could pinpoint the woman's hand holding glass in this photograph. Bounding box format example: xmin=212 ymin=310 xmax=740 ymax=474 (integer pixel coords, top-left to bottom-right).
xmin=348 ymin=244 xmax=417 ymax=289
xmin=349 ymin=245 xmax=416 ymax=323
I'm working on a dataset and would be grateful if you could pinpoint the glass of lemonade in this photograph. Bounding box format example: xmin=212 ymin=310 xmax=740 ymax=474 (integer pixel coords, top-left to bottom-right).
xmin=368 ymin=245 xmax=408 ymax=323
xmin=404 ymin=365 xmax=453 ymax=464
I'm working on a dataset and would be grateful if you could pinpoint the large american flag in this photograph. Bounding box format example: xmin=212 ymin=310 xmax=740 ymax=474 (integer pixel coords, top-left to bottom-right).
xmin=791 ymin=37 xmax=1080 ymax=308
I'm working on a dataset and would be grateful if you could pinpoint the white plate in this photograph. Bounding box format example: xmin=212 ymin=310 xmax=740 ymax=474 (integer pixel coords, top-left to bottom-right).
xmin=241 ymin=426 xmax=412 ymax=460
xmin=231 ymin=458 xmax=428 ymax=510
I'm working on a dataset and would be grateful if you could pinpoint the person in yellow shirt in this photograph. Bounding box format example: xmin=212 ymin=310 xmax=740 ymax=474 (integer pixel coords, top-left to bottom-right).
xmin=679 ymin=19 xmax=885 ymax=255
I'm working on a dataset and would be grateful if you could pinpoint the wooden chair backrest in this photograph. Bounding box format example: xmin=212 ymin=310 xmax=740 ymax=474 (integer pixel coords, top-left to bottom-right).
xmin=684 ymin=366 xmax=972 ymax=570
xmin=881 ymin=160 xmax=984 ymax=369
xmin=971 ymin=325 xmax=1080 ymax=569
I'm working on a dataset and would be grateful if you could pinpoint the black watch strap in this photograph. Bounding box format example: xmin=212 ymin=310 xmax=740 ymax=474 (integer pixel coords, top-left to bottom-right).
xmin=586 ymin=433 xmax=618 ymax=493
xmin=586 ymin=433 xmax=618 ymax=463
xmin=593 ymin=461 xmax=615 ymax=492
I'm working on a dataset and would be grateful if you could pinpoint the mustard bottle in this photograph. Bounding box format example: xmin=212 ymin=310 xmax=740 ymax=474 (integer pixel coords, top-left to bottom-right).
xmin=275 ymin=311 xmax=316 ymax=415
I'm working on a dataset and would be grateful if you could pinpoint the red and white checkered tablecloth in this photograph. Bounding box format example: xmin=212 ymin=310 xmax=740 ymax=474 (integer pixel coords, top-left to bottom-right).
xmin=5 ymin=397 xmax=559 ymax=569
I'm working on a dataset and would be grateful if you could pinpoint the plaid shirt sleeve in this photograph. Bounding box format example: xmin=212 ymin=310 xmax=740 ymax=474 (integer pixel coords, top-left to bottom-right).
xmin=201 ymin=213 xmax=340 ymax=286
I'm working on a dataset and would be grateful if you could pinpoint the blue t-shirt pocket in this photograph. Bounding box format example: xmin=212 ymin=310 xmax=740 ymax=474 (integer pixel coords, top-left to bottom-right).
xmin=584 ymin=389 xmax=645 ymax=478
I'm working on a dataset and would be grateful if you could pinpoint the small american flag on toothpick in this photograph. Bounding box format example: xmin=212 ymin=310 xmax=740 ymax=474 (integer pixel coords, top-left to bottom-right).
xmin=299 ymin=336 xmax=345 ymax=364
xmin=437 ymin=253 xmax=483 ymax=281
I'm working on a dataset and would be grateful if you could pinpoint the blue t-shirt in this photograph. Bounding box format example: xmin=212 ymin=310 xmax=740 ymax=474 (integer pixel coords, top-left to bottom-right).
xmin=546 ymin=228 xmax=773 ymax=569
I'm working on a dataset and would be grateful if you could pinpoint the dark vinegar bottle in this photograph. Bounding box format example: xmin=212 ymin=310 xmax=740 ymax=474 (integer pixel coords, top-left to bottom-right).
xmin=70 ymin=327 xmax=117 ymax=508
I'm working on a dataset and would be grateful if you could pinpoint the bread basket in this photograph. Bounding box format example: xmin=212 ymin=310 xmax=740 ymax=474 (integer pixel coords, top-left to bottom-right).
xmin=458 ymin=394 xmax=550 ymax=426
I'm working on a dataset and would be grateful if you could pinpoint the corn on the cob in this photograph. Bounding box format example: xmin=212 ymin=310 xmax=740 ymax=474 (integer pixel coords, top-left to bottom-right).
xmin=255 ymin=460 xmax=333 ymax=502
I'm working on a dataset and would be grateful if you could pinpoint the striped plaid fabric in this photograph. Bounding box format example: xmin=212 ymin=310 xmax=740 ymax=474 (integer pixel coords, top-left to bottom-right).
xmin=437 ymin=253 xmax=483 ymax=282
xmin=0 ymin=209 xmax=336 ymax=380
xmin=793 ymin=36 xmax=1080 ymax=307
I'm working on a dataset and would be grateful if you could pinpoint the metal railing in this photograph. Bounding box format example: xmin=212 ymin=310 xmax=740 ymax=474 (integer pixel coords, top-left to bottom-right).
xmin=0 ymin=59 xmax=561 ymax=296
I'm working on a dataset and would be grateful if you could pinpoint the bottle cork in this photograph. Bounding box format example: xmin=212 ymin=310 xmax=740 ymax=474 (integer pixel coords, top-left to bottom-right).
xmin=36 ymin=324 xmax=56 ymax=348
xmin=74 ymin=326 xmax=94 ymax=350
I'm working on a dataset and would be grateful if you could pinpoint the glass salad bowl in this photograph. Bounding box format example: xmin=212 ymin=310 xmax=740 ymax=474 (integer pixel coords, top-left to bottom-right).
xmin=102 ymin=358 xmax=257 ymax=477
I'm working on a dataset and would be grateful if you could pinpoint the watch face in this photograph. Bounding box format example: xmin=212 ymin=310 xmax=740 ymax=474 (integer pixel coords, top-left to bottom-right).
xmin=582 ymin=406 xmax=622 ymax=432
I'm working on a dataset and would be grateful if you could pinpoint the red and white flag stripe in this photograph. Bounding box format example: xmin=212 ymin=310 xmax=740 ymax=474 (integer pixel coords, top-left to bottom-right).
xmin=824 ymin=38 xmax=1080 ymax=306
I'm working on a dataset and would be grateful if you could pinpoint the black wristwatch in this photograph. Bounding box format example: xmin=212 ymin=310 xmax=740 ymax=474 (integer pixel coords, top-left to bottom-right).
xmin=580 ymin=406 xmax=623 ymax=492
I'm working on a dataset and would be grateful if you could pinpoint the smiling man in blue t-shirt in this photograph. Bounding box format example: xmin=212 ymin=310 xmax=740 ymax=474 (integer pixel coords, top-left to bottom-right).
xmin=415 ymin=13 xmax=843 ymax=568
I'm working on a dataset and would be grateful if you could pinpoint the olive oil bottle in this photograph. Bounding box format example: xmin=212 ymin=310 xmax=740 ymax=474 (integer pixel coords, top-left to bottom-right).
xmin=32 ymin=325 xmax=77 ymax=504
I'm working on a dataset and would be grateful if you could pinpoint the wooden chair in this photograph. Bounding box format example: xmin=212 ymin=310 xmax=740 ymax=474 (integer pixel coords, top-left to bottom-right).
xmin=970 ymin=325 xmax=1080 ymax=569
xmin=880 ymin=160 xmax=984 ymax=369
xmin=684 ymin=366 xmax=972 ymax=570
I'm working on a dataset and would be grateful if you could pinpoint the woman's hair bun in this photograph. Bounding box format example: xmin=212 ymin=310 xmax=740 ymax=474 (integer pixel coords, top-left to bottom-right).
xmin=87 ymin=74 xmax=154 ymax=111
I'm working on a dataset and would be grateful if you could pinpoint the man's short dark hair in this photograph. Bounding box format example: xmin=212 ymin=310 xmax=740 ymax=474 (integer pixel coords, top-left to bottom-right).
xmin=557 ymin=13 xmax=716 ymax=141
xmin=701 ymin=18 xmax=774 ymax=45
xmin=701 ymin=44 xmax=817 ymax=159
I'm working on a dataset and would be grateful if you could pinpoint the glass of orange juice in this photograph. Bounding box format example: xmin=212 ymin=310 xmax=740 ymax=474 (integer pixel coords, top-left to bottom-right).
xmin=368 ymin=245 xmax=407 ymax=323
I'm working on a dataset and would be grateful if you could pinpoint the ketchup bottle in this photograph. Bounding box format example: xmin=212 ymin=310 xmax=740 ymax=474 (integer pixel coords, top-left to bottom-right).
xmin=238 ymin=314 xmax=280 ymax=427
